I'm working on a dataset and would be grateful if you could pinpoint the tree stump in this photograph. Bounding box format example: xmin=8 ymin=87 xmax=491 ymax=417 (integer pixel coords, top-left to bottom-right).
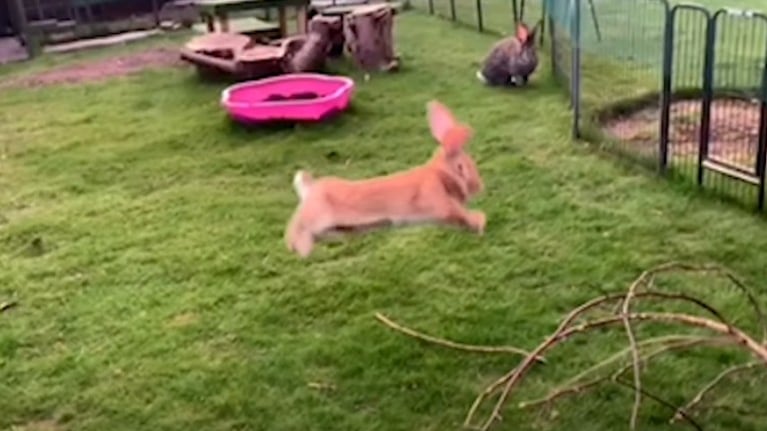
xmin=311 ymin=15 xmax=345 ymax=58
xmin=283 ymin=16 xmax=335 ymax=73
xmin=343 ymin=4 xmax=400 ymax=74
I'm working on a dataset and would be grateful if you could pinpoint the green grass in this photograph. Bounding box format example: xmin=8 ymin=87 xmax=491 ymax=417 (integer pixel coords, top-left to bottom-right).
xmin=2 ymin=10 xmax=767 ymax=431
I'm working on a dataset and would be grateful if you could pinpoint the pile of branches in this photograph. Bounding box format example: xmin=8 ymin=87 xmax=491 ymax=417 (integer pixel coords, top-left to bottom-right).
xmin=375 ymin=262 xmax=767 ymax=431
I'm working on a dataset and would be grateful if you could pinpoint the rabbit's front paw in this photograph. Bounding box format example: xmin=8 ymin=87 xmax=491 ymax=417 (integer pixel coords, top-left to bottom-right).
xmin=470 ymin=211 xmax=486 ymax=235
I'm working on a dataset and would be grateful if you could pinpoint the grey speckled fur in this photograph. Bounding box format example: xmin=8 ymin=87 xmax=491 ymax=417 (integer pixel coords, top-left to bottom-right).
xmin=476 ymin=22 xmax=540 ymax=87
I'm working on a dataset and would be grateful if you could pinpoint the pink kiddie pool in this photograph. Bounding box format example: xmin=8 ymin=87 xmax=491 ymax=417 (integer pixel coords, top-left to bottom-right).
xmin=221 ymin=73 xmax=355 ymax=124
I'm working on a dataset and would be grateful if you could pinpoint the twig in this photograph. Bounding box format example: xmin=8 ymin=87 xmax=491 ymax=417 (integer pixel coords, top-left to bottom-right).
xmin=374 ymin=313 xmax=544 ymax=362
xmin=517 ymin=335 xmax=732 ymax=410
xmin=0 ymin=300 xmax=17 ymax=313
xmin=622 ymin=269 xmax=647 ymax=431
xmin=307 ymin=381 xmax=337 ymax=391
xmin=670 ymin=361 xmax=762 ymax=423
xmin=613 ymin=377 xmax=703 ymax=431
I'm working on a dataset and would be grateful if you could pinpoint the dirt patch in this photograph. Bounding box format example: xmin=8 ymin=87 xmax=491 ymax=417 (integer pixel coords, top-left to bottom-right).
xmin=603 ymin=98 xmax=763 ymax=172
xmin=1 ymin=47 xmax=184 ymax=89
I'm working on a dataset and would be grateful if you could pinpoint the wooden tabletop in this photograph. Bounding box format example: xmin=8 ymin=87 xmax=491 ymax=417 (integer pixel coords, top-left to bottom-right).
xmin=195 ymin=0 xmax=310 ymax=14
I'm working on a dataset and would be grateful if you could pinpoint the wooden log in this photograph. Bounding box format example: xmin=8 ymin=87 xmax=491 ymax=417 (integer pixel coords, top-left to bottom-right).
xmin=342 ymin=3 xmax=399 ymax=74
xmin=310 ymin=15 xmax=343 ymax=57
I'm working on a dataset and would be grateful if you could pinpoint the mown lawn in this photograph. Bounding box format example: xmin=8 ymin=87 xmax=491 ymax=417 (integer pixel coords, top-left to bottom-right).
xmin=1 ymin=10 xmax=766 ymax=431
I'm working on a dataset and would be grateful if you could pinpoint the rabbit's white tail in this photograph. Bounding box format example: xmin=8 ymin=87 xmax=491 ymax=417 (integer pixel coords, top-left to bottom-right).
xmin=293 ymin=170 xmax=314 ymax=202
xmin=475 ymin=70 xmax=487 ymax=84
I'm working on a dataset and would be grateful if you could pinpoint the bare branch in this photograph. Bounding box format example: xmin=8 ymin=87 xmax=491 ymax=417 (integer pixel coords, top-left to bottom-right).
xmin=470 ymin=288 xmax=730 ymax=430
xmin=374 ymin=313 xmax=544 ymax=361
xmin=621 ymin=278 xmax=643 ymax=431
xmin=468 ymin=311 xmax=767 ymax=431
xmin=377 ymin=263 xmax=767 ymax=431
xmin=634 ymin=261 xmax=767 ymax=344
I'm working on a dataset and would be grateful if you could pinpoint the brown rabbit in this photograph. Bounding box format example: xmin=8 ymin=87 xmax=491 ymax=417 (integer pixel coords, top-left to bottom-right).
xmin=476 ymin=21 xmax=540 ymax=87
xmin=284 ymin=100 xmax=485 ymax=258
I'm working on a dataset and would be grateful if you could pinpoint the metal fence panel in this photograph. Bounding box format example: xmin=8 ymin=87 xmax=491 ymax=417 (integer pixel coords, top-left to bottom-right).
xmin=576 ymin=0 xmax=668 ymax=165
xmin=695 ymin=10 xmax=767 ymax=207
xmin=660 ymin=4 xmax=710 ymax=180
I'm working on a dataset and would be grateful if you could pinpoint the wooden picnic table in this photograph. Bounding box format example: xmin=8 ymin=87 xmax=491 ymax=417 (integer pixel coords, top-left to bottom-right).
xmin=194 ymin=0 xmax=310 ymax=36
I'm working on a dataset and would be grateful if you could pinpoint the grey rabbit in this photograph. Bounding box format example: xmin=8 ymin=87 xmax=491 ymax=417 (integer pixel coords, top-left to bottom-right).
xmin=476 ymin=21 xmax=540 ymax=87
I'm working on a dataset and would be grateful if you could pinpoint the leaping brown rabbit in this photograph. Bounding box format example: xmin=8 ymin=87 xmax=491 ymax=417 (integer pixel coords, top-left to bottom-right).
xmin=476 ymin=21 xmax=540 ymax=87
xmin=285 ymin=100 xmax=486 ymax=258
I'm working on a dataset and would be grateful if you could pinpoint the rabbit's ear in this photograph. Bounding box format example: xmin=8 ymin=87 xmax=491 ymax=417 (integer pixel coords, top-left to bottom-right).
xmin=515 ymin=22 xmax=530 ymax=43
xmin=427 ymin=100 xmax=472 ymax=155
xmin=525 ymin=20 xmax=541 ymax=46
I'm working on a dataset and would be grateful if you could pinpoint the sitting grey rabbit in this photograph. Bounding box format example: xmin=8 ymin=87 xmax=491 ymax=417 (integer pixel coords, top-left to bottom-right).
xmin=476 ymin=21 xmax=540 ymax=87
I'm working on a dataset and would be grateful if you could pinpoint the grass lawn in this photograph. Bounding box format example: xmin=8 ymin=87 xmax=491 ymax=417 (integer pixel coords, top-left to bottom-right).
xmin=2 ymin=9 xmax=767 ymax=431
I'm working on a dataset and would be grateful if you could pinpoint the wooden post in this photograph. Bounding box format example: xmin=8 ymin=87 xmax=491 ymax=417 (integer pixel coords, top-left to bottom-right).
xmin=8 ymin=0 xmax=39 ymax=58
xmin=295 ymin=5 xmax=307 ymax=34
xmin=151 ymin=0 xmax=159 ymax=26
xmin=217 ymin=12 xmax=229 ymax=32
xmin=203 ymin=13 xmax=215 ymax=31
xmin=278 ymin=6 xmax=287 ymax=36
xmin=34 ymin=0 xmax=44 ymax=20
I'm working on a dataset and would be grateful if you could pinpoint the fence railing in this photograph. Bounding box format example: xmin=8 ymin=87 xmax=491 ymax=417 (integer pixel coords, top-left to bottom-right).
xmin=410 ymin=0 xmax=767 ymax=213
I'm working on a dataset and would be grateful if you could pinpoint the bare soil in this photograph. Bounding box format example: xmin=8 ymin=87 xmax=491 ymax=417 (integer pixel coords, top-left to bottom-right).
xmin=0 ymin=47 xmax=184 ymax=89
xmin=602 ymin=98 xmax=763 ymax=172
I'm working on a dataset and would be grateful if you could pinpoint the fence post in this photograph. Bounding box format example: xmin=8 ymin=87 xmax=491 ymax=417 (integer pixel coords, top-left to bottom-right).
xmin=571 ymin=0 xmax=582 ymax=139
xmin=450 ymin=0 xmax=456 ymax=21
xmin=548 ymin=4 xmax=557 ymax=77
xmin=540 ymin=0 xmax=547 ymax=44
xmin=697 ymin=12 xmax=717 ymax=186
xmin=428 ymin=0 xmax=434 ymax=14
xmin=476 ymin=0 xmax=484 ymax=31
xmin=756 ymin=38 xmax=767 ymax=210
xmin=659 ymin=3 xmax=674 ymax=173
xmin=511 ymin=0 xmax=518 ymax=23
xmin=151 ymin=0 xmax=159 ymax=26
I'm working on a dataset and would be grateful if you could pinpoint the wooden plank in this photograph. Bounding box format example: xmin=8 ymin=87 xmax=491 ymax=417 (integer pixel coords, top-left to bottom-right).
xmin=295 ymin=4 xmax=307 ymax=34
xmin=192 ymin=16 xmax=280 ymax=34
xmin=278 ymin=6 xmax=287 ymax=36
xmin=318 ymin=1 xmax=402 ymax=16
xmin=196 ymin=0 xmax=310 ymax=15
xmin=702 ymin=159 xmax=760 ymax=186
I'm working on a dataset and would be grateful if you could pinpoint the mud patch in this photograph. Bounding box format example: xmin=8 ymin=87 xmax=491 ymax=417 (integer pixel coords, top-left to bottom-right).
xmin=602 ymin=98 xmax=762 ymax=172
xmin=1 ymin=47 xmax=184 ymax=89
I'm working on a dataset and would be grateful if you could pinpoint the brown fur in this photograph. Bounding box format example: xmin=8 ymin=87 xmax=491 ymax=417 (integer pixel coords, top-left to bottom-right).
xmin=284 ymin=100 xmax=485 ymax=258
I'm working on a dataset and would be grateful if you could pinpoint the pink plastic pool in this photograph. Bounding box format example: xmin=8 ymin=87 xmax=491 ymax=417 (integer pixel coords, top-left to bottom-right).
xmin=220 ymin=73 xmax=355 ymax=124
